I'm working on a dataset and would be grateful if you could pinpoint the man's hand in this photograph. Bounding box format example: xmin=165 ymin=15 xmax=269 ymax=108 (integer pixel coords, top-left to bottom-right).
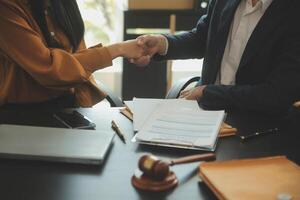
xmin=130 ymin=34 xmax=167 ymax=66
xmin=179 ymin=85 xmax=206 ymax=101
xmin=137 ymin=34 xmax=167 ymax=56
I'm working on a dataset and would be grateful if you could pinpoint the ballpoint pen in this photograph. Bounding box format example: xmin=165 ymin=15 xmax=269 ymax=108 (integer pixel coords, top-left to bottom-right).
xmin=111 ymin=120 xmax=126 ymax=144
xmin=240 ymin=128 xmax=279 ymax=141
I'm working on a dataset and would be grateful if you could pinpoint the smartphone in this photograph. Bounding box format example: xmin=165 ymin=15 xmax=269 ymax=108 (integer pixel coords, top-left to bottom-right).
xmin=53 ymin=111 xmax=96 ymax=130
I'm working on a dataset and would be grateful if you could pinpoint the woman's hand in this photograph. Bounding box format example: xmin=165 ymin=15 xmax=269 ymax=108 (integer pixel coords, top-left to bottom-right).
xmin=107 ymin=40 xmax=146 ymax=60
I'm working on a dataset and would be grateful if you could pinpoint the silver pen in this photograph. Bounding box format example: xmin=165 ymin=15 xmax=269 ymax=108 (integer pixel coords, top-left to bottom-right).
xmin=240 ymin=128 xmax=279 ymax=141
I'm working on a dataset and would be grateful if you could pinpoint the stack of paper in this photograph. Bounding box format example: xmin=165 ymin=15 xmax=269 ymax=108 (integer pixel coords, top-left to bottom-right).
xmin=126 ymin=98 xmax=225 ymax=151
xmin=125 ymin=98 xmax=164 ymax=132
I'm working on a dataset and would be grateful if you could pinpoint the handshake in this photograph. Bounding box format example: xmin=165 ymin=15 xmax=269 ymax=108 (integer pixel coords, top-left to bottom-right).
xmin=107 ymin=34 xmax=206 ymax=101
xmin=108 ymin=34 xmax=167 ymax=67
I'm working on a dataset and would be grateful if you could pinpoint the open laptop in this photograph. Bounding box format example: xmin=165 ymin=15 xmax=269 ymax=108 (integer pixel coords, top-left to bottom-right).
xmin=0 ymin=124 xmax=115 ymax=165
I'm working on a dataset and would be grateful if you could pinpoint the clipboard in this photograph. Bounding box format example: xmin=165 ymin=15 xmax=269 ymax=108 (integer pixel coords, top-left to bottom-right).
xmin=122 ymin=99 xmax=227 ymax=151
xmin=131 ymin=134 xmax=219 ymax=151
xmin=120 ymin=107 xmax=237 ymax=138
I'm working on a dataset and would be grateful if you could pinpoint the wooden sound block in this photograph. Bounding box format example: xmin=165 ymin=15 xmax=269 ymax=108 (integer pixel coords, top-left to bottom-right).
xmin=131 ymin=171 xmax=178 ymax=192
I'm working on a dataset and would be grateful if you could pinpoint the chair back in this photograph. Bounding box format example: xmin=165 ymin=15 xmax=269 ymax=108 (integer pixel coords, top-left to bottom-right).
xmin=96 ymin=81 xmax=124 ymax=107
xmin=166 ymin=76 xmax=201 ymax=99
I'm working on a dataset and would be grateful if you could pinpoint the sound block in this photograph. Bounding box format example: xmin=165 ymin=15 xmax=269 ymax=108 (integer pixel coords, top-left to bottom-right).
xmin=131 ymin=171 xmax=178 ymax=192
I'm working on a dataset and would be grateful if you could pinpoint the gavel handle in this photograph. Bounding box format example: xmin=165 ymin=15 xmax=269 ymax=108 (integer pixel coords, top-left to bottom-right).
xmin=169 ymin=153 xmax=216 ymax=166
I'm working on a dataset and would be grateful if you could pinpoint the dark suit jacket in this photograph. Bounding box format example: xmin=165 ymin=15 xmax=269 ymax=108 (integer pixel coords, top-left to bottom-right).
xmin=157 ymin=0 xmax=300 ymax=114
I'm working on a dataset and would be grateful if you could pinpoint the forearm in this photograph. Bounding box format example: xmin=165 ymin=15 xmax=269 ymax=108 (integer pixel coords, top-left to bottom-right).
xmin=73 ymin=47 xmax=112 ymax=73
xmin=106 ymin=43 xmax=125 ymax=59
xmin=199 ymin=84 xmax=296 ymax=114
xmin=154 ymin=27 xmax=207 ymax=61
xmin=153 ymin=0 xmax=215 ymax=61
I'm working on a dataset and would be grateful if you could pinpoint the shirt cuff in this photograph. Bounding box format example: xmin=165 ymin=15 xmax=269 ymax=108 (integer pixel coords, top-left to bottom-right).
xmin=159 ymin=35 xmax=169 ymax=56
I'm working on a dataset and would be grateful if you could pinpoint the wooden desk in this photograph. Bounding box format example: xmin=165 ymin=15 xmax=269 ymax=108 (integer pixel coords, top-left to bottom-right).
xmin=0 ymin=106 xmax=299 ymax=200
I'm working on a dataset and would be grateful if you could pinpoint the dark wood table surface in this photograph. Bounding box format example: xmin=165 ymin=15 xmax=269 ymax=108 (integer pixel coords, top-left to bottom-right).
xmin=0 ymin=105 xmax=299 ymax=200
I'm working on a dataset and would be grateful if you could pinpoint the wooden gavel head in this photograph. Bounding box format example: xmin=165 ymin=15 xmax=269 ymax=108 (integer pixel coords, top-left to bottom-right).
xmin=138 ymin=153 xmax=216 ymax=181
xmin=138 ymin=155 xmax=170 ymax=180
xmin=133 ymin=153 xmax=216 ymax=192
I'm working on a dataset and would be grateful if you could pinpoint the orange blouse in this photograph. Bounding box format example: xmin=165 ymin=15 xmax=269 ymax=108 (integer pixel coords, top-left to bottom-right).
xmin=0 ymin=0 xmax=113 ymax=107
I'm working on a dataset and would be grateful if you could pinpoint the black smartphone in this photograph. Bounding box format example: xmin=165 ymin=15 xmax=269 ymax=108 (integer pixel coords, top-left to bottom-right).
xmin=53 ymin=111 xmax=96 ymax=130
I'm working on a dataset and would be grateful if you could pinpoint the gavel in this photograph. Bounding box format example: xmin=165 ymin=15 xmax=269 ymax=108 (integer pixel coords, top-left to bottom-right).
xmin=138 ymin=153 xmax=216 ymax=180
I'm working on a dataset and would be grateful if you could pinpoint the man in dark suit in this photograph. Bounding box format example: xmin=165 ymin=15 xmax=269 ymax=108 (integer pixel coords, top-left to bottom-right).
xmin=132 ymin=0 xmax=300 ymax=114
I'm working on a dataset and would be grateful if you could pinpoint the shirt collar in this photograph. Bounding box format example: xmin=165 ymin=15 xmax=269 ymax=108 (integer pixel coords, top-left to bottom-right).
xmin=245 ymin=0 xmax=273 ymax=13
xmin=261 ymin=0 xmax=273 ymax=12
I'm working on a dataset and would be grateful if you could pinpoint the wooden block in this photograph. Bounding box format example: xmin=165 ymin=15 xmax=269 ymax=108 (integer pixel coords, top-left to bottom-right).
xmin=128 ymin=0 xmax=194 ymax=10
xmin=120 ymin=108 xmax=133 ymax=121
xmin=219 ymin=122 xmax=237 ymax=138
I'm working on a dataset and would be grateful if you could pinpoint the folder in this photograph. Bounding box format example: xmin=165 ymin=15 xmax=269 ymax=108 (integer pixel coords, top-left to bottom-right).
xmin=121 ymin=99 xmax=237 ymax=138
xmin=199 ymin=156 xmax=300 ymax=200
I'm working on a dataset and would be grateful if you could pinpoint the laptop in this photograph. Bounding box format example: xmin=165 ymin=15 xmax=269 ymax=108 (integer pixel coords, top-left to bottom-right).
xmin=0 ymin=124 xmax=115 ymax=165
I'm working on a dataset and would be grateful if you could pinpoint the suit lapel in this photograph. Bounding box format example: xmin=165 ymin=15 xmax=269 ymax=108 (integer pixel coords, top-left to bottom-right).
xmin=238 ymin=0 xmax=290 ymax=70
xmin=217 ymin=0 xmax=242 ymax=32
xmin=206 ymin=0 xmax=242 ymax=83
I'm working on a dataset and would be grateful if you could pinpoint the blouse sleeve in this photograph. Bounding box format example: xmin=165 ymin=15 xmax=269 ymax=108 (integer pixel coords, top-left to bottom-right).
xmin=0 ymin=1 xmax=112 ymax=89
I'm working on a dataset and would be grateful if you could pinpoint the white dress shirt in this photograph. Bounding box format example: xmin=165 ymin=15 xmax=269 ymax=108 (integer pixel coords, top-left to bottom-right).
xmin=162 ymin=0 xmax=274 ymax=85
xmin=217 ymin=0 xmax=273 ymax=85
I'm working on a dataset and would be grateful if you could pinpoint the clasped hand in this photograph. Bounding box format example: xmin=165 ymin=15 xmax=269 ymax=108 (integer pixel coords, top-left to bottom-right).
xmin=121 ymin=34 xmax=167 ymax=66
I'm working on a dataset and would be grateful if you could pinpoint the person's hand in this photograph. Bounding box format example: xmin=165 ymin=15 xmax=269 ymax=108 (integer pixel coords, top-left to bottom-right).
xmin=130 ymin=34 xmax=167 ymax=66
xmin=129 ymin=55 xmax=151 ymax=66
xmin=120 ymin=39 xmax=147 ymax=59
xmin=179 ymin=85 xmax=206 ymax=101
xmin=107 ymin=39 xmax=146 ymax=59
xmin=137 ymin=34 xmax=167 ymax=56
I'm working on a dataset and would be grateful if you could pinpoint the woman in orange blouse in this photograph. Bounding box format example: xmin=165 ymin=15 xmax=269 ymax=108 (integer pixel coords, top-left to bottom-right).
xmin=0 ymin=0 xmax=145 ymax=108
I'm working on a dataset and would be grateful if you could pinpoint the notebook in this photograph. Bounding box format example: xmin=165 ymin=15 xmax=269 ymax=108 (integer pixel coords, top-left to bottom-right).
xmin=0 ymin=124 xmax=115 ymax=165
xmin=199 ymin=156 xmax=300 ymax=200
xmin=129 ymin=98 xmax=225 ymax=151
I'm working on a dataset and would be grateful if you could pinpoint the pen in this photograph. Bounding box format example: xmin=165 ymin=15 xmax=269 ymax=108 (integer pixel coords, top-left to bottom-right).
xmin=111 ymin=120 xmax=126 ymax=144
xmin=240 ymin=128 xmax=279 ymax=141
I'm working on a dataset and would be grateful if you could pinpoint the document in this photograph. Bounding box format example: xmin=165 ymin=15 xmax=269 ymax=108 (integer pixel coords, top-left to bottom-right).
xmin=125 ymin=98 xmax=164 ymax=132
xmin=128 ymin=98 xmax=225 ymax=151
